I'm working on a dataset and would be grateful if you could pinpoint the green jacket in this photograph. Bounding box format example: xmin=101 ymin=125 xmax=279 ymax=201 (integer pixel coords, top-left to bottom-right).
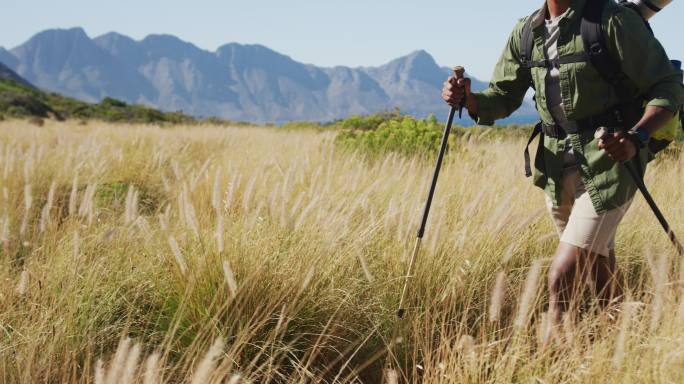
xmin=473 ymin=0 xmax=684 ymax=213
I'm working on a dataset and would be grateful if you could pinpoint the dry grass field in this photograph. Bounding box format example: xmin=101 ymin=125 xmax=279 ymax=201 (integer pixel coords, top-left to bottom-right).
xmin=1 ymin=120 xmax=683 ymax=383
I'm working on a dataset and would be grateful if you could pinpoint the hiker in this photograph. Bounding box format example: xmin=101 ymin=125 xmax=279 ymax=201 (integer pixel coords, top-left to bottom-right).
xmin=442 ymin=0 xmax=684 ymax=323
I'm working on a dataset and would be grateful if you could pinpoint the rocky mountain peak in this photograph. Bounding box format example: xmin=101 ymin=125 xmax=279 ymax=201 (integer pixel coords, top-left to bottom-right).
xmin=1 ymin=29 xmax=538 ymax=124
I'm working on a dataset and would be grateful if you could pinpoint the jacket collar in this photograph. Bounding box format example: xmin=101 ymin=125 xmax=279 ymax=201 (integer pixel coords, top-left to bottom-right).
xmin=531 ymin=0 xmax=588 ymax=29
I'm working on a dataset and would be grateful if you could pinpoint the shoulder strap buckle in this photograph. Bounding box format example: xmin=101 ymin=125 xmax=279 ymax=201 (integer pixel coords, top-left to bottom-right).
xmin=588 ymin=42 xmax=603 ymax=55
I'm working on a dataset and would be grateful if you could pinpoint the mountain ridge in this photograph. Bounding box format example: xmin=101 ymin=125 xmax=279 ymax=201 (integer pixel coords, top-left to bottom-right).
xmin=0 ymin=61 xmax=33 ymax=88
xmin=0 ymin=28 xmax=538 ymax=124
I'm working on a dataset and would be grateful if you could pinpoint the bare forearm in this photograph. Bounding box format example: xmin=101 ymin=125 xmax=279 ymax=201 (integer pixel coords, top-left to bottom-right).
xmin=634 ymin=105 xmax=675 ymax=135
xmin=466 ymin=94 xmax=479 ymax=117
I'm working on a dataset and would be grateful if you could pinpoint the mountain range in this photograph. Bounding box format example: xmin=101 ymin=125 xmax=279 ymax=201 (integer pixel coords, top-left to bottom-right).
xmin=0 ymin=28 xmax=538 ymax=124
xmin=0 ymin=61 xmax=34 ymax=89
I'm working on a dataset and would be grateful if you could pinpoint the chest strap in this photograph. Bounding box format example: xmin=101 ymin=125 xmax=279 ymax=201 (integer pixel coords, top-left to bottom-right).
xmin=541 ymin=122 xmax=568 ymax=139
xmin=522 ymin=52 xmax=590 ymax=70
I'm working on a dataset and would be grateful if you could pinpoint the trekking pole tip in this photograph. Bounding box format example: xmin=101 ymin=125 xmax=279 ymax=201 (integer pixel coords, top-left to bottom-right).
xmin=397 ymin=308 xmax=406 ymax=319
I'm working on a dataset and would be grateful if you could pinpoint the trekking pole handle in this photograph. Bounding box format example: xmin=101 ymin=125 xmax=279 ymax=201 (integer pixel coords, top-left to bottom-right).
xmin=453 ymin=67 xmax=466 ymax=117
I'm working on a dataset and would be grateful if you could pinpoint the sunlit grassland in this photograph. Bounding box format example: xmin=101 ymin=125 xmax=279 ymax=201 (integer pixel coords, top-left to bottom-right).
xmin=1 ymin=120 xmax=683 ymax=383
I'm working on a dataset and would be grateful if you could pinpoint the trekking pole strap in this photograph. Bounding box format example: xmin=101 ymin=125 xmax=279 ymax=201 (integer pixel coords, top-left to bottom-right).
xmin=624 ymin=162 xmax=684 ymax=256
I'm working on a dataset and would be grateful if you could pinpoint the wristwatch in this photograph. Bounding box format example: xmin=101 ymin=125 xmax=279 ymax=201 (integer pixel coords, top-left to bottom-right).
xmin=627 ymin=127 xmax=650 ymax=148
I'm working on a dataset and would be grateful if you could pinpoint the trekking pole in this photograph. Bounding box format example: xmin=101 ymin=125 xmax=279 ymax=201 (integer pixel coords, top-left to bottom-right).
xmin=397 ymin=66 xmax=466 ymax=319
xmin=595 ymin=128 xmax=684 ymax=257
xmin=623 ymin=162 xmax=684 ymax=257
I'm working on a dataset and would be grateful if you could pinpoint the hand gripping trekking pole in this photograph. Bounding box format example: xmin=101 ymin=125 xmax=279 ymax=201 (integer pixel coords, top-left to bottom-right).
xmin=397 ymin=66 xmax=466 ymax=318
xmin=595 ymin=128 xmax=684 ymax=257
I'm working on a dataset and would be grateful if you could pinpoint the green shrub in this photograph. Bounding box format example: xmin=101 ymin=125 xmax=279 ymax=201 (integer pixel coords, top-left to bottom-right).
xmin=101 ymin=97 xmax=128 ymax=108
xmin=281 ymin=121 xmax=328 ymax=131
xmin=29 ymin=117 xmax=45 ymax=127
xmin=0 ymin=91 xmax=52 ymax=117
xmin=0 ymin=78 xmax=197 ymax=125
xmin=334 ymin=111 xmax=540 ymax=157
xmin=336 ymin=114 xmax=450 ymax=156
xmin=337 ymin=108 xmax=403 ymax=131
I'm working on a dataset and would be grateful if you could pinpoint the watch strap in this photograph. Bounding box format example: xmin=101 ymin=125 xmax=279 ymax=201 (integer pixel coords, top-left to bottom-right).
xmin=627 ymin=128 xmax=649 ymax=148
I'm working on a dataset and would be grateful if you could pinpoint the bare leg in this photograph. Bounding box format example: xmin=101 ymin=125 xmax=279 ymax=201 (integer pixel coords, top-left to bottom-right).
xmin=548 ymin=243 xmax=622 ymax=323
xmin=548 ymin=242 xmax=588 ymax=323
xmin=592 ymin=249 xmax=623 ymax=309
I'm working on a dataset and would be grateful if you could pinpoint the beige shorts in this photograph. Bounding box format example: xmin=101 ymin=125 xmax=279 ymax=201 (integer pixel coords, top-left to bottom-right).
xmin=545 ymin=166 xmax=633 ymax=257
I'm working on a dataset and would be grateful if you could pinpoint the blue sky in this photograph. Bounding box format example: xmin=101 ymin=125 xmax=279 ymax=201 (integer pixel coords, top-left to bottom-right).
xmin=1 ymin=0 xmax=682 ymax=80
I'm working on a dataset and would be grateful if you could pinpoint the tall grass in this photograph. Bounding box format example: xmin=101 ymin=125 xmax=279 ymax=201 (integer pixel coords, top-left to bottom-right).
xmin=0 ymin=120 xmax=683 ymax=383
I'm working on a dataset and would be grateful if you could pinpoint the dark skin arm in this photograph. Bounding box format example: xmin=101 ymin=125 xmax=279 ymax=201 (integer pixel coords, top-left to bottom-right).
xmin=598 ymin=106 xmax=674 ymax=162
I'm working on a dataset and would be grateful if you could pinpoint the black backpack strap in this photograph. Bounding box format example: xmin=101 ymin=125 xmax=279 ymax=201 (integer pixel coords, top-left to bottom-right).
xmin=581 ymin=0 xmax=633 ymax=100
xmin=581 ymin=0 xmax=611 ymax=79
xmin=523 ymin=1 xmax=644 ymax=95
xmin=525 ymin=53 xmax=591 ymax=70
xmin=524 ymin=122 xmax=543 ymax=177
xmin=520 ymin=10 xmax=539 ymax=70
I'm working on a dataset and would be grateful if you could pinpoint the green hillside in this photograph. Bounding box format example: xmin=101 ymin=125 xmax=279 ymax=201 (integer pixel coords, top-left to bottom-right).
xmin=0 ymin=78 xmax=195 ymax=124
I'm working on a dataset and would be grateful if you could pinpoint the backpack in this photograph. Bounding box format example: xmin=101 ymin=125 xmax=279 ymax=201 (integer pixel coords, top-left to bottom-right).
xmin=519 ymin=0 xmax=682 ymax=154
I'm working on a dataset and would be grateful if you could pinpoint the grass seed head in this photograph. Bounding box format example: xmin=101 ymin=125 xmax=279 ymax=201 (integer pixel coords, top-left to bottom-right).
xmin=94 ymin=359 xmax=105 ymax=384
xmin=514 ymin=259 xmax=543 ymax=330
xmin=168 ymin=236 xmax=188 ymax=275
xmin=39 ymin=181 xmax=57 ymax=232
xmin=105 ymin=338 xmax=132 ymax=384
xmin=68 ymin=175 xmax=79 ymax=216
xmin=190 ymin=338 xmax=225 ymax=384
xmin=223 ymin=259 xmax=238 ymax=298
xmin=122 ymin=342 xmax=141 ymax=384
xmin=216 ymin=212 xmax=225 ymax=254
xmin=212 ymin=167 xmax=222 ymax=210
xmin=489 ymin=271 xmax=507 ymax=323
xmin=385 ymin=369 xmax=399 ymax=384
xmin=15 ymin=269 xmax=29 ymax=296
xmin=142 ymin=352 xmax=161 ymax=384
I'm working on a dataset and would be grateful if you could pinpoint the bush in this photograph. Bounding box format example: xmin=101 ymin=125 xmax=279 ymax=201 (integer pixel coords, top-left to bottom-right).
xmin=281 ymin=121 xmax=327 ymax=131
xmin=0 ymin=91 xmax=52 ymax=117
xmin=28 ymin=117 xmax=45 ymax=127
xmin=101 ymin=97 xmax=128 ymax=108
xmin=336 ymin=114 xmax=449 ymax=156
xmin=337 ymin=108 xmax=403 ymax=131
xmin=0 ymin=79 xmax=197 ymax=125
